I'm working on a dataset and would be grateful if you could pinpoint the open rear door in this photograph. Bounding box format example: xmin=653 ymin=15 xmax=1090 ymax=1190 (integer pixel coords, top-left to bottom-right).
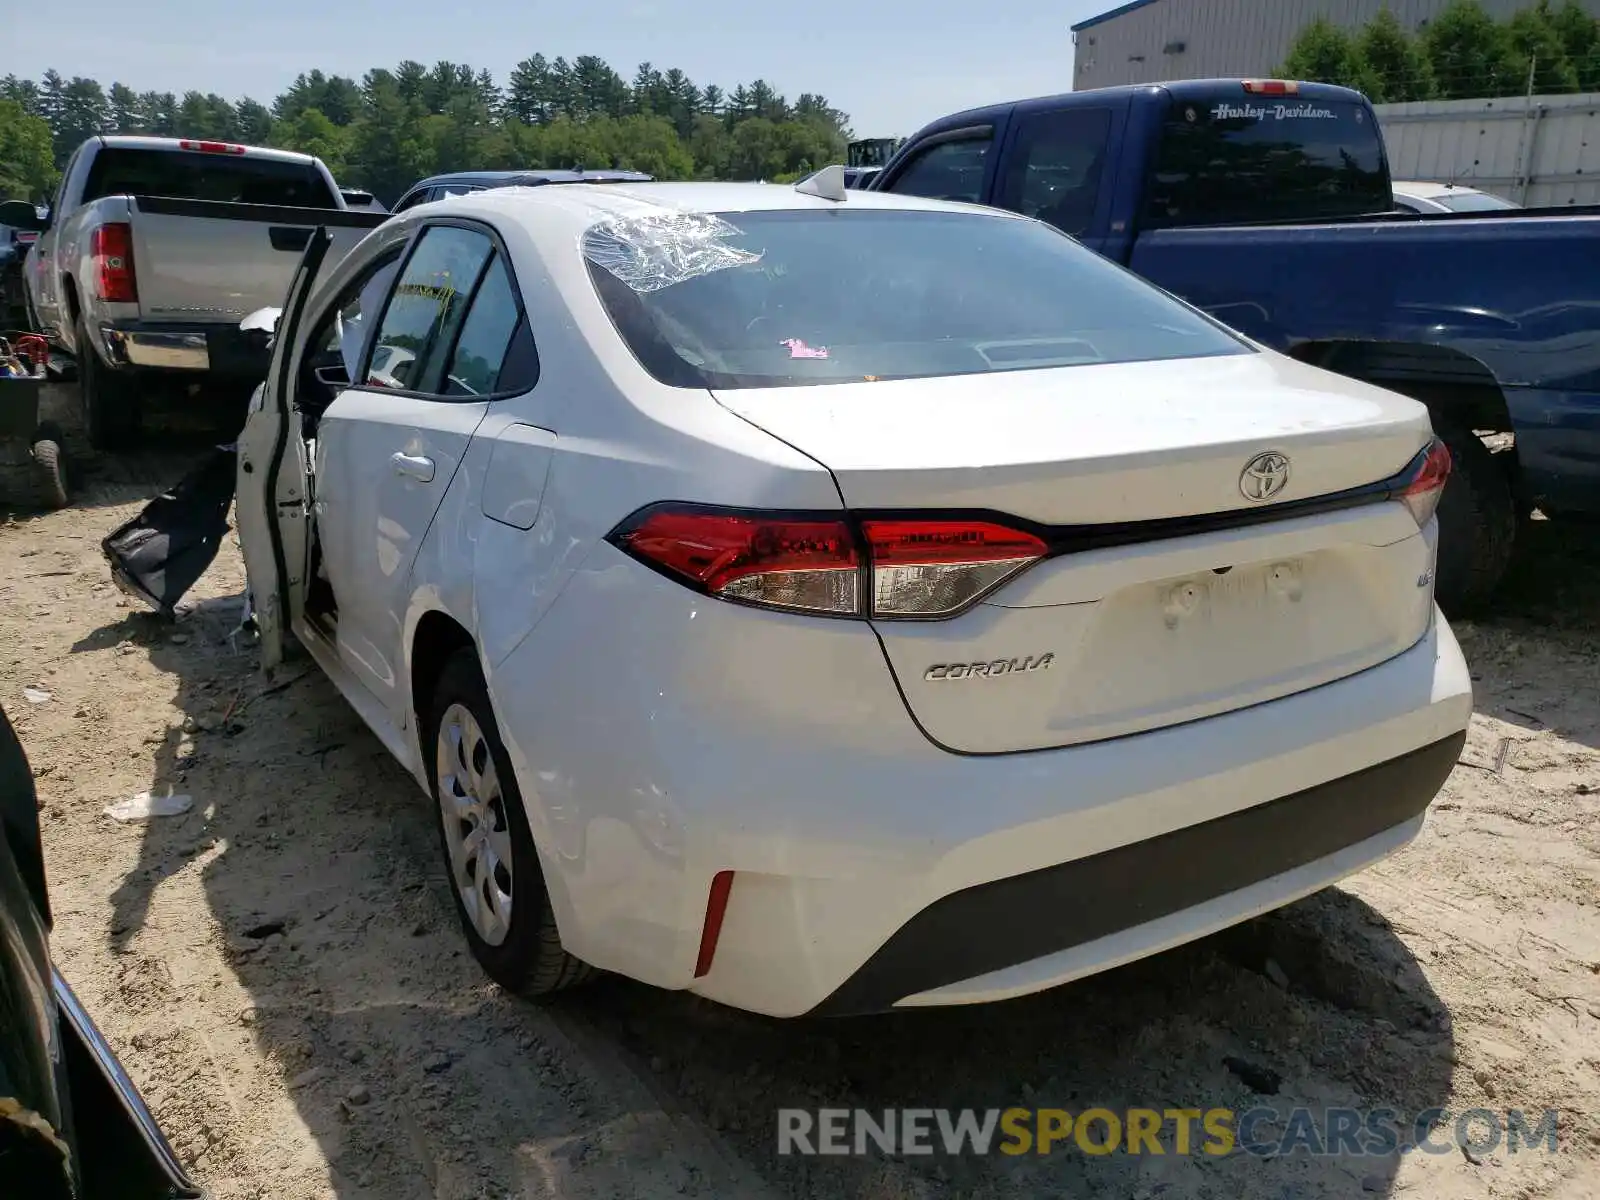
xmin=236 ymin=227 xmax=332 ymax=672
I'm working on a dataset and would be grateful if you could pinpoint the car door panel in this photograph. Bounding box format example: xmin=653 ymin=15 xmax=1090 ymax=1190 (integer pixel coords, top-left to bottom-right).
xmin=308 ymin=221 xmax=509 ymax=721
xmin=314 ymin=389 xmax=488 ymax=707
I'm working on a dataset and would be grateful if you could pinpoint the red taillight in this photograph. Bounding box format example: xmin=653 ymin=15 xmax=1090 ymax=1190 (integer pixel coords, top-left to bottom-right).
xmin=862 ymin=519 xmax=1047 ymax=617
xmin=1241 ymin=79 xmax=1300 ymax=95
xmin=91 ymin=223 xmax=137 ymax=303
xmin=617 ymin=509 xmax=860 ymax=615
xmin=1399 ymin=438 xmax=1452 ymax=527
xmin=178 ymin=139 xmax=247 ymax=155
xmin=611 ymin=507 xmax=1048 ymax=619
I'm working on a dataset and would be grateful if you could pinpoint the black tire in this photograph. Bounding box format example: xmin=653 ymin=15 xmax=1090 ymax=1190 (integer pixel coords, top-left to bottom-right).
xmin=29 ymin=425 xmax=68 ymax=509
xmin=1432 ymin=417 xmax=1517 ymax=616
xmin=425 ymin=648 xmax=594 ymax=996
xmin=73 ymin=310 xmax=141 ymax=451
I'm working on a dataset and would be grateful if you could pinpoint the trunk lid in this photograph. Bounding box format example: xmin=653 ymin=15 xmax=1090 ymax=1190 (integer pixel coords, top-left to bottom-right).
xmin=713 ymin=351 xmax=1439 ymax=753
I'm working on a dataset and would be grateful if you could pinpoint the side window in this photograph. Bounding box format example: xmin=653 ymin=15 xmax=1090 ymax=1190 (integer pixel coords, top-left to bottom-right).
xmin=884 ymin=137 xmax=991 ymax=203
xmin=54 ymin=146 xmax=82 ymax=215
xmin=366 ymin=225 xmax=494 ymax=394
xmin=292 ymin=249 xmax=404 ymax=422
xmin=998 ymin=109 xmax=1113 ymax=237
xmin=393 ymin=187 xmax=435 ymax=213
xmin=441 ymin=254 xmax=536 ymax=397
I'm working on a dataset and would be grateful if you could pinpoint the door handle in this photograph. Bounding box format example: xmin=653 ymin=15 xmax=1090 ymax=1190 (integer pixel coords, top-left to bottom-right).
xmin=391 ymin=452 xmax=435 ymax=482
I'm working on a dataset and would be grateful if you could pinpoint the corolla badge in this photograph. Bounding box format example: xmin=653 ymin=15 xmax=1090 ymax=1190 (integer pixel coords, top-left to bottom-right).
xmin=924 ymin=653 xmax=1054 ymax=681
xmin=1239 ymin=451 xmax=1291 ymax=502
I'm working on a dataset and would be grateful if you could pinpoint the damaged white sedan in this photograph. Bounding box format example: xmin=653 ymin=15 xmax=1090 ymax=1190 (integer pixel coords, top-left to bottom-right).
xmin=234 ymin=174 xmax=1471 ymax=1018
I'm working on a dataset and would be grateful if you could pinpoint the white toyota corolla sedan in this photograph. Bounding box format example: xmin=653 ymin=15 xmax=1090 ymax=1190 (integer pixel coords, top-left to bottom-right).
xmin=236 ymin=172 xmax=1472 ymax=1018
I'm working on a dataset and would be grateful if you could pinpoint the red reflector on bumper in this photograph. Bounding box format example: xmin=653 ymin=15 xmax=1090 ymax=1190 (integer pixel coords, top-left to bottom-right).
xmin=694 ymin=870 xmax=736 ymax=978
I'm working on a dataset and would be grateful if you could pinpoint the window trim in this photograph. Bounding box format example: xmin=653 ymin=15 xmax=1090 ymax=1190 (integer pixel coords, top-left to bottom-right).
xmin=877 ymin=124 xmax=995 ymax=198
xmin=350 ymin=216 xmax=538 ymax=404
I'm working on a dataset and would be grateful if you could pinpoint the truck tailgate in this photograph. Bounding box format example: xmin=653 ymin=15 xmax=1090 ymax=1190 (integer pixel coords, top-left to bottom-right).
xmin=128 ymin=197 xmax=385 ymax=323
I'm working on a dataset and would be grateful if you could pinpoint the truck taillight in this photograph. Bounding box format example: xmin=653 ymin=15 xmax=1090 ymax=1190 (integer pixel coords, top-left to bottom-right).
xmin=179 ymin=139 xmax=247 ymax=155
xmin=1241 ymin=79 xmax=1300 ymax=95
xmin=1398 ymin=438 xmax=1452 ymax=528
xmin=91 ymin=223 xmax=137 ymax=303
xmin=608 ymin=507 xmax=1047 ymax=620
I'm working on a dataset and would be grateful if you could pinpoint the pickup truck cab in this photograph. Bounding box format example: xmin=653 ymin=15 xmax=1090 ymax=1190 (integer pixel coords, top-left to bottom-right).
xmin=870 ymin=79 xmax=1600 ymax=612
xmin=5 ymin=136 xmax=386 ymax=448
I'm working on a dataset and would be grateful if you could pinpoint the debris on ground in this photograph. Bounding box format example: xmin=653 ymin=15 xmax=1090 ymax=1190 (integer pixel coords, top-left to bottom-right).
xmin=103 ymin=791 xmax=194 ymax=821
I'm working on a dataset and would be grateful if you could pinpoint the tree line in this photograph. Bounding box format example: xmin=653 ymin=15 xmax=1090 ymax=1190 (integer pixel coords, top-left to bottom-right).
xmin=0 ymin=56 xmax=856 ymax=205
xmin=1279 ymin=0 xmax=1600 ymax=104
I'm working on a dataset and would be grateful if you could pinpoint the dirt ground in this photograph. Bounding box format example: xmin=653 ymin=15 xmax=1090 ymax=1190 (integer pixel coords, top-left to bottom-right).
xmin=2 ymin=388 xmax=1598 ymax=1200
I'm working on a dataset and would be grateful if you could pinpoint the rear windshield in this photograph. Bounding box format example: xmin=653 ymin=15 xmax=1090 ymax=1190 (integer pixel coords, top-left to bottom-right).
xmin=583 ymin=208 xmax=1247 ymax=390
xmin=1145 ymin=97 xmax=1390 ymax=227
xmin=1438 ymin=190 xmax=1518 ymax=213
xmin=83 ymin=148 xmax=339 ymax=209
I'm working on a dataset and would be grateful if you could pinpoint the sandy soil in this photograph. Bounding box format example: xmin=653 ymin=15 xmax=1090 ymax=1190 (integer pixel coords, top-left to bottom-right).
xmin=2 ymin=388 xmax=1597 ymax=1200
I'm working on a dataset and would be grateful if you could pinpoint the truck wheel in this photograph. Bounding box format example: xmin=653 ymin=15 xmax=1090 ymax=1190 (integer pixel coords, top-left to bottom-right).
xmin=1432 ymin=417 xmax=1516 ymax=616
xmin=73 ymin=312 xmax=142 ymax=451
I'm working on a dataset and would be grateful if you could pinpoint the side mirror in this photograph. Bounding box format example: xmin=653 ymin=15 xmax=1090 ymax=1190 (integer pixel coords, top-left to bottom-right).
xmin=0 ymin=200 xmax=48 ymax=232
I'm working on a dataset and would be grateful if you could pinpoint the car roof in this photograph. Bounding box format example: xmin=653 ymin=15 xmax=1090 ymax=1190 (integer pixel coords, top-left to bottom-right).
xmin=400 ymin=181 xmax=1024 ymax=274
xmin=1392 ymin=180 xmax=1476 ymax=199
xmin=419 ymin=180 xmax=1020 ymax=251
xmin=415 ymin=169 xmax=655 ymax=189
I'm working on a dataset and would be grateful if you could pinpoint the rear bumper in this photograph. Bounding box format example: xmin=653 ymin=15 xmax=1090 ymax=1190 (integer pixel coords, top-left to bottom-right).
xmin=488 ymin=551 xmax=1474 ymax=1018
xmin=812 ymin=730 xmax=1462 ymax=1015
xmin=98 ymin=320 xmax=268 ymax=378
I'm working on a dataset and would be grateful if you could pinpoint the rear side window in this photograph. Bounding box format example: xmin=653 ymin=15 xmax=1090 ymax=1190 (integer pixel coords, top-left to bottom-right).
xmin=1144 ymin=98 xmax=1389 ymax=227
xmin=998 ymin=108 xmax=1113 ymax=236
xmin=584 ymin=208 xmax=1247 ymax=391
xmin=884 ymin=137 xmax=991 ymax=203
xmin=82 ymin=148 xmax=340 ymax=208
xmin=367 ymin=226 xmax=494 ymax=394
xmin=442 ymin=255 xmax=536 ymax=397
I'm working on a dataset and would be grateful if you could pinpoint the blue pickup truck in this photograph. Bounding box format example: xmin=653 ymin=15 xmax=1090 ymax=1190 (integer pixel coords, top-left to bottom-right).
xmin=868 ymin=78 xmax=1600 ymax=612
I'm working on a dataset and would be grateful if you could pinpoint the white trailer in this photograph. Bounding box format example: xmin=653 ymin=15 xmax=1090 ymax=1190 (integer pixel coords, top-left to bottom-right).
xmin=1374 ymin=91 xmax=1600 ymax=208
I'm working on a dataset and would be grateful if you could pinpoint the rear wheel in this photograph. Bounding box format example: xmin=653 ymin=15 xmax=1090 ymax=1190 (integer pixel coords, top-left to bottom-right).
xmin=1432 ymin=416 xmax=1516 ymax=616
xmin=426 ymin=649 xmax=594 ymax=996
xmin=73 ymin=311 xmax=141 ymax=451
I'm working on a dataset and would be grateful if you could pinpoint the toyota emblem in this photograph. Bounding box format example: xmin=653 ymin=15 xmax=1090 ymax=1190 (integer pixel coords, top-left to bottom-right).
xmin=1239 ymin=451 xmax=1291 ymax=502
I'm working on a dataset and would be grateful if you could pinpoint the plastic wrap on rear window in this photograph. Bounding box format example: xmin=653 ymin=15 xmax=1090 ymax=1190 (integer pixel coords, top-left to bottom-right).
xmin=582 ymin=211 xmax=761 ymax=293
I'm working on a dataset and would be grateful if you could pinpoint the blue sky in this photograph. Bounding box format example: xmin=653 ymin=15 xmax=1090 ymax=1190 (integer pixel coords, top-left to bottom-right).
xmin=0 ymin=0 xmax=1112 ymax=136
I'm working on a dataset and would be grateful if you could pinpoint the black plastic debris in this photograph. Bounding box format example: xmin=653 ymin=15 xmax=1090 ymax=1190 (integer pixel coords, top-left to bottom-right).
xmin=102 ymin=448 xmax=236 ymax=619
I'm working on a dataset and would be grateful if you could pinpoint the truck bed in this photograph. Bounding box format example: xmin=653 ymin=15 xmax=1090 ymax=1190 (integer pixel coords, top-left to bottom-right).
xmin=1128 ymin=210 xmax=1600 ymax=512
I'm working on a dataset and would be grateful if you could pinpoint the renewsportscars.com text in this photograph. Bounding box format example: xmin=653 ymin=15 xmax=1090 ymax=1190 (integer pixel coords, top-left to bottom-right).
xmin=777 ymin=1107 xmax=1563 ymax=1159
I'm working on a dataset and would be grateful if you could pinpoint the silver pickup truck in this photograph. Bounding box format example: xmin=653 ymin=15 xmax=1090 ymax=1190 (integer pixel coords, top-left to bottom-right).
xmin=4 ymin=136 xmax=386 ymax=447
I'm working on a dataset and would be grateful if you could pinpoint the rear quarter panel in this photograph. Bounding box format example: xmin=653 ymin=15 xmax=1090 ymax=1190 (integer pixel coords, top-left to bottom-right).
xmin=1128 ymin=214 xmax=1600 ymax=510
